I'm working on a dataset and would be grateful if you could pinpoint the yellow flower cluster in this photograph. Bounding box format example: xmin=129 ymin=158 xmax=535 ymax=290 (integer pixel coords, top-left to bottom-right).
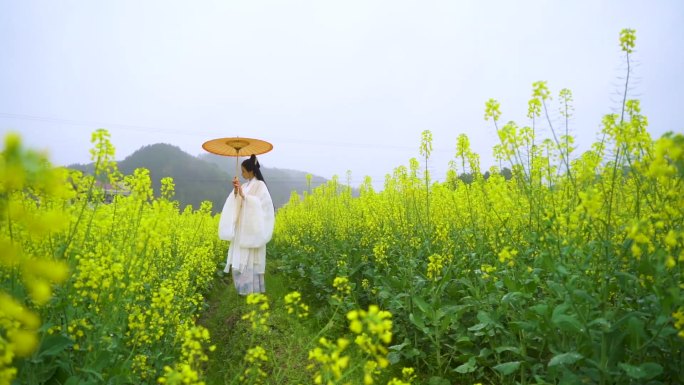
xmin=132 ymin=354 xmax=152 ymax=380
xmin=179 ymin=326 xmax=215 ymax=367
xmin=158 ymin=326 xmax=215 ymax=385
xmin=663 ymin=229 xmax=683 ymax=269
xmin=270 ymin=39 xmax=684 ymax=380
xmin=577 ymin=187 xmax=603 ymax=218
xmin=240 ymin=345 xmax=269 ymax=384
xmin=672 ymin=308 xmax=684 ymax=339
xmin=71 ymin=250 xmax=126 ymax=311
xmin=127 ymin=306 xmax=152 ymax=347
xmin=161 ymin=177 xmax=176 ymax=200
xmin=361 ymin=279 xmax=370 ymax=290
xmin=2 ymin=130 xmax=222 ymax=383
xmin=155 ymin=315 xmax=215 ymax=385
xmin=1 ymin=133 xmax=72 ymax=383
xmin=372 ymin=241 xmax=389 ymax=267
xmin=347 ymin=305 xmax=393 ymax=370
xmin=363 ymin=360 xmax=380 ymax=385
xmin=646 ymin=134 xmax=683 ymax=180
xmin=333 ymin=276 xmax=352 ymax=302
xmin=66 ymin=318 xmax=93 ymax=349
xmin=308 ymin=337 xmax=351 ymax=385
xmin=150 ymin=285 xmax=179 ymax=339
xmin=126 ymin=282 xmax=182 ymax=348
xmin=157 ymin=363 xmax=203 ymax=385
xmin=497 ymin=247 xmax=518 ymax=267
xmin=284 ymin=291 xmax=309 ymax=318
xmin=386 ymin=367 xmax=416 ymax=385
xmin=242 ymin=293 xmax=270 ymax=333
xmin=627 ymin=220 xmax=656 ymax=260
xmin=426 ymin=254 xmax=445 ymax=281
xmin=480 ymin=264 xmax=497 ymax=280
xmin=89 ymin=129 xmax=119 ymax=180
xmin=0 ymin=293 xmax=40 ymax=373
xmin=337 ymin=259 xmax=348 ymax=270
xmin=433 ymin=223 xmax=455 ymax=255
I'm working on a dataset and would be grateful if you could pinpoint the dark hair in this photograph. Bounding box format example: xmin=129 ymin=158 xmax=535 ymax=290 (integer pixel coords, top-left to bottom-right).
xmin=242 ymin=154 xmax=265 ymax=182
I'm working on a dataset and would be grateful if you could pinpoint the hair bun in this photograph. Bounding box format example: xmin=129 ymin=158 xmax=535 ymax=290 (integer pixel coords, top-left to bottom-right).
xmin=250 ymin=154 xmax=260 ymax=169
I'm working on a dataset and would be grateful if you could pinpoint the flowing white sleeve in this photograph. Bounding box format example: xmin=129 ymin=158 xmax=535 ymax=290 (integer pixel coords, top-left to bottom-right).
xmin=218 ymin=194 xmax=239 ymax=241
xmin=238 ymin=182 xmax=275 ymax=248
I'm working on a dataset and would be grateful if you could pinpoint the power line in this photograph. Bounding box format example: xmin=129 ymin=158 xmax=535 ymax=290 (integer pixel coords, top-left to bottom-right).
xmin=0 ymin=112 xmax=458 ymax=153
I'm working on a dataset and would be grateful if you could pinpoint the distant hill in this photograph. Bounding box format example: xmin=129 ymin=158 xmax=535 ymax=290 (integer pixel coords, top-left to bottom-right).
xmin=69 ymin=143 xmax=329 ymax=213
xmin=197 ymin=153 xmax=328 ymax=206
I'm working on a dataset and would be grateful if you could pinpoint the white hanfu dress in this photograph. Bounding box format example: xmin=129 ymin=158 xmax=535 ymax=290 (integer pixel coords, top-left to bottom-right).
xmin=218 ymin=178 xmax=275 ymax=295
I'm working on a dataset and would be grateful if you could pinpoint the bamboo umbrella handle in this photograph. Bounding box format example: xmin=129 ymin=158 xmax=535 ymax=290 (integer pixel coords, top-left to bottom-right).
xmin=235 ymin=148 xmax=240 ymax=178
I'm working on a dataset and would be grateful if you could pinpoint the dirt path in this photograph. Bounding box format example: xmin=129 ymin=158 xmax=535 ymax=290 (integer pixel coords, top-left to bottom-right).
xmin=200 ymin=262 xmax=316 ymax=384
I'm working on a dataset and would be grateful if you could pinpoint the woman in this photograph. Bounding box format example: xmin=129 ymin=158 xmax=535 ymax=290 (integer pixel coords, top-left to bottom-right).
xmin=218 ymin=154 xmax=275 ymax=295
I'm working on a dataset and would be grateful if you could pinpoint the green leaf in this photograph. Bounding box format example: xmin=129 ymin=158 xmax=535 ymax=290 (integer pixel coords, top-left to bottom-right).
xmin=454 ymin=357 xmax=477 ymax=374
xmin=502 ymin=291 xmax=525 ymax=305
xmin=91 ymin=351 xmax=113 ymax=371
xmin=412 ymin=295 xmax=432 ymax=315
xmin=409 ymin=313 xmax=427 ymax=333
xmin=388 ymin=339 xmax=410 ymax=351
xmin=554 ymin=314 xmax=584 ymax=333
xmin=548 ymin=281 xmax=564 ymax=296
xmin=440 ymin=314 xmax=452 ymax=330
xmin=107 ymin=375 xmax=131 ymax=385
xmin=467 ymin=323 xmax=487 ymax=332
xmin=552 ymin=303 xmax=570 ymax=319
xmin=614 ymin=271 xmax=638 ymax=283
xmin=495 ymin=346 xmax=521 ymax=355
xmin=572 ymin=289 xmax=597 ymax=304
xmin=64 ymin=377 xmax=98 ymax=385
xmin=493 ymin=361 xmax=521 ymax=375
xmin=619 ymin=362 xmax=663 ymax=380
xmin=551 ymin=306 xmax=584 ymax=333
xmin=509 ymin=320 xmax=536 ymax=332
xmin=428 ymin=376 xmax=451 ymax=385
xmin=37 ymin=335 xmax=73 ymax=358
xmin=548 ymin=352 xmax=583 ymax=367
xmin=476 ymin=311 xmax=494 ymax=324
xmin=435 ymin=308 xmax=447 ymax=321
xmin=479 ymin=348 xmax=493 ymax=358
xmin=559 ymin=370 xmax=582 ymax=385
xmin=530 ymin=304 xmax=548 ymax=316
xmin=588 ymin=317 xmax=610 ymax=329
xmin=79 ymin=368 xmax=104 ymax=381
xmin=503 ymin=276 xmax=519 ymax=291
xmin=64 ymin=377 xmax=82 ymax=385
xmin=555 ymin=264 xmax=569 ymax=276
xmin=627 ymin=316 xmax=647 ymax=342
xmin=455 ymin=336 xmax=473 ymax=347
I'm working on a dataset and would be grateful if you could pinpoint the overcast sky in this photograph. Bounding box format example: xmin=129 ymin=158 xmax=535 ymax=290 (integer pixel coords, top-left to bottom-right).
xmin=1 ymin=0 xmax=682 ymax=187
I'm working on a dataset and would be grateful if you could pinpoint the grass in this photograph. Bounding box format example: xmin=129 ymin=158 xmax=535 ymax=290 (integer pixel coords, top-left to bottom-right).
xmin=200 ymin=259 xmax=320 ymax=385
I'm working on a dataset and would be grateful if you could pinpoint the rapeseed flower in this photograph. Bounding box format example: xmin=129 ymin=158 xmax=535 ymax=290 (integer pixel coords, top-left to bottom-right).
xmin=307 ymin=337 xmax=350 ymax=384
xmin=426 ymin=254 xmax=445 ymax=281
xmin=498 ymin=247 xmax=517 ymax=267
xmin=240 ymin=345 xmax=269 ymax=384
xmin=284 ymin=291 xmax=309 ymax=318
xmin=242 ymin=293 xmax=270 ymax=333
xmin=347 ymin=305 xmax=393 ymax=368
xmin=333 ymin=276 xmax=352 ymax=302
xmin=673 ymin=308 xmax=684 ymax=339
